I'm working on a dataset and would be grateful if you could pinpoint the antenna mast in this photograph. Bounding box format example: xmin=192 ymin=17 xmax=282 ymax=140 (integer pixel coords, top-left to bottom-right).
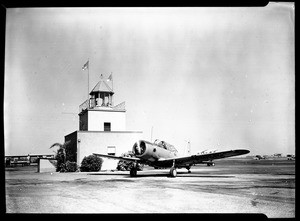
xmin=151 ymin=126 xmax=153 ymax=142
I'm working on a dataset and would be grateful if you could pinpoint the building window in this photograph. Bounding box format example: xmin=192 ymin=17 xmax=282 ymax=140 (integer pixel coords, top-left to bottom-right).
xmin=104 ymin=122 xmax=111 ymax=131
xmin=107 ymin=146 xmax=116 ymax=156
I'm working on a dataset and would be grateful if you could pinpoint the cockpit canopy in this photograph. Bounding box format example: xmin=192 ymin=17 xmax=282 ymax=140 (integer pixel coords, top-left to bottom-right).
xmin=154 ymin=139 xmax=178 ymax=153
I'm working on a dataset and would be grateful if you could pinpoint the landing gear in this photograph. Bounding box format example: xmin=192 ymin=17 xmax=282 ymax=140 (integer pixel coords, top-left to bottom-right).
xmin=169 ymin=167 xmax=177 ymax=177
xmin=130 ymin=163 xmax=138 ymax=177
xmin=169 ymin=159 xmax=177 ymax=177
xmin=206 ymin=162 xmax=215 ymax=166
xmin=130 ymin=167 xmax=137 ymax=177
xmin=186 ymin=166 xmax=191 ymax=173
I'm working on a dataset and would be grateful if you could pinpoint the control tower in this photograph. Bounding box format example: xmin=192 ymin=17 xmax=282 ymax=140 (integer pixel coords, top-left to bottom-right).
xmin=65 ymin=75 xmax=142 ymax=169
xmin=78 ymin=76 xmax=126 ymax=131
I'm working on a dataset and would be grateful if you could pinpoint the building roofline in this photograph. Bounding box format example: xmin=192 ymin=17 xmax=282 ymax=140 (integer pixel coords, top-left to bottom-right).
xmin=65 ymin=130 xmax=143 ymax=137
xmin=78 ymin=108 xmax=126 ymax=116
xmin=90 ymin=79 xmax=114 ymax=94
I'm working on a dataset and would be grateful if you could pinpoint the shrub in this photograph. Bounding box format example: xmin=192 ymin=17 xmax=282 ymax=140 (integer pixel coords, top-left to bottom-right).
xmin=57 ymin=161 xmax=78 ymax=172
xmin=65 ymin=161 xmax=78 ymax=172
xmin=80 ymin=155 xmax=103 ymax=172
xmin=55 ymin=150 xmax=66 ymax=172
xmin=117 ymin=151 xmax=144 ymax=171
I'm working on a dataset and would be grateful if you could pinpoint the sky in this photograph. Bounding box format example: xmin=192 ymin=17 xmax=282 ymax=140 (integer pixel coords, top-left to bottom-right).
xmin=4 ymin=4 xmax=295 ymax=156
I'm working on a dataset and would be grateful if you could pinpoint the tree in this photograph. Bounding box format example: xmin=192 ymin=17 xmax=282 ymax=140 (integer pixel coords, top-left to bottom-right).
xmin=50 ymin=141 xmax=78 ymax=172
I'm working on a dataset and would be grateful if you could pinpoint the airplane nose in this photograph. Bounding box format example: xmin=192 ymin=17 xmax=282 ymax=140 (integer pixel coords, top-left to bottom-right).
xmin=133 ymin=141 xmax=141 ymax=155
xmin=132 ymin=140 xmax=146 ymax=156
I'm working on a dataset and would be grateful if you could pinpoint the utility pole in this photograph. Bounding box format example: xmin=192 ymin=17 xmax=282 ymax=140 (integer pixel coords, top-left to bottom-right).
xmin=187 ymin=140 xmax=191 ymax=155
xmin=184 ymin=139 xmax=191 ymax=155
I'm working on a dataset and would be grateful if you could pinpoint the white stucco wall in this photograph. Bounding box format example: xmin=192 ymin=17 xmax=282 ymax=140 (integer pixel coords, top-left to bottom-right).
xmin=88 ymin=110 xmax=126 ymax=131
xmin=38 ymin=159 xmax=56 ymax=173
xmin=77 ymin=131 xmax=142 ymax=170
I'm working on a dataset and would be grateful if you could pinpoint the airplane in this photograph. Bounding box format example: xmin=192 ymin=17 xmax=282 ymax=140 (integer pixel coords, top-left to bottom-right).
xmin=286 ymin=154 xmax=295 ymax=160
xmin=93 ymin=139 xmax=250 ymax=177
xmin=253 ymin=155 xmax=266 ymax=160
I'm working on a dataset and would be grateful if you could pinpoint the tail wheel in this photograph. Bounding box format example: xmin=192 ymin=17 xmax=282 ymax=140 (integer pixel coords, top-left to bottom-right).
xmin=207 ymin=162 xmax=215 ymax=166
xmin=186 ymin=166 xmax=191 ymax=173
xmin=169 ymin=167 xmax=177 ymax=177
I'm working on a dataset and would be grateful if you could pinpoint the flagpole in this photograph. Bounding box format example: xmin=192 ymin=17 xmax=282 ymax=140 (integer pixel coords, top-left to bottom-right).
xmin=87 ymin=58 xmax=89 ymax=109
xmin=111 ymin=72 xmax=113 ymax=91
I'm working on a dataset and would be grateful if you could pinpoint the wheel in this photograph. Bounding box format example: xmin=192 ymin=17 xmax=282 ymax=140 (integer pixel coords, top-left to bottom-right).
xmin=186 ymin=166 xmax=191 ymax=173
xmin=169 ymin=167 xmax=177 ymax=177
xmin=130 ymin=168 xmax=137 ymax=177
xmin=207 ymin=162 xmax=215 ymax=166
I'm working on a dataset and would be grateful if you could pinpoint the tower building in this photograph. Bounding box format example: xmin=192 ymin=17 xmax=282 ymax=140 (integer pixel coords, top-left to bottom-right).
xmin=79 ymin=77 xmax=126 ymax=131
xmin=64 ymin=75 xmax=142 ymax=170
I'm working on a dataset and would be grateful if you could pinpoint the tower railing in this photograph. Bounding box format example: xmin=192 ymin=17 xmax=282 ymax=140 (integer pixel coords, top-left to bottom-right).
xmin=79 ymin=99 xmax=90 ymax=113
xmin=113 ymin=101 xmax=126 ymax=110
xmin=79 ymin=99 xmax=125 ymax=113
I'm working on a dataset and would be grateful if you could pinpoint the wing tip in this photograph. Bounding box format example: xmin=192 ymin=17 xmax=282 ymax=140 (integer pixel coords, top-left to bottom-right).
xmin=234 ymin=149 xmax=250 ymax=155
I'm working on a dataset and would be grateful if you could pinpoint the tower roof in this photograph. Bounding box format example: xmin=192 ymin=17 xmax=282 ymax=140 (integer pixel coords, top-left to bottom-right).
xmin=90 ymin=79 xmax=114 ymax=95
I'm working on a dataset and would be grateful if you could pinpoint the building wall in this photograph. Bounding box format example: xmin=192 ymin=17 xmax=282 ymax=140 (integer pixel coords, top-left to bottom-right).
xmin=38 ymin=159 xmax=57 ymax=173
xmin=64 ymin=131 xmax=78 ymax=162
xmin=79 ymin=111 xmax=88 ymax=131
xmin=88 ymin=110 xmax=126 ymax=131
xmin=76 ymin=131 xmax=142 ymax=170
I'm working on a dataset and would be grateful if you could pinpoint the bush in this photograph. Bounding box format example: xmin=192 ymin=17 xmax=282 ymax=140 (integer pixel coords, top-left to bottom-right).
xmin=117 ymin=151 xmax=144 ymax=171
xmin=65 ymin=161 xmax=78 ymax=172
xmin=55 ymin=150 xmax=66 ymax=172
xmin=58 ymin=161 xmax=78 ymax=172
xmin=80 ymin=155 xmax=103 ymax=172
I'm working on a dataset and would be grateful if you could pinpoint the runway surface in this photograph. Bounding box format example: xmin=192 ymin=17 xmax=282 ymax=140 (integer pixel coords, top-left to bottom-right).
xmin=5 ymin=158 xmax=295 ymax=217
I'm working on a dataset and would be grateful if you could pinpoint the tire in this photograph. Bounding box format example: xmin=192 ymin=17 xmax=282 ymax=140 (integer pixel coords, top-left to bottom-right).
xmin=130 ymin=168 xmax=137 ymax=177
xmin=169 ymin=168 xmax=177 ymax=177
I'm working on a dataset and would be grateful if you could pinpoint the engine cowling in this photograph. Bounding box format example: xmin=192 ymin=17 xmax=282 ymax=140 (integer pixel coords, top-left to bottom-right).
xmin=132 ymin=140 xmax=147 ymax=156
xmin=132 ymin=140 xmax=176 ymax=163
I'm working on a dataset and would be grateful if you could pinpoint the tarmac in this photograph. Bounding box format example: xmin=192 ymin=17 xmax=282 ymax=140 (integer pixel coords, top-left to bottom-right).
xmin=5 ymin=158 xmax=295 ymax=217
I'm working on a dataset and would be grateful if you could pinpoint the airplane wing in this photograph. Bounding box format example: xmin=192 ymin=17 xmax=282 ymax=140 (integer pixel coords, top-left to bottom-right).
xmin=157 ymin=149 xmax=250 ymax=167
xmin=93 ymin=153 xmax=141 ymax=162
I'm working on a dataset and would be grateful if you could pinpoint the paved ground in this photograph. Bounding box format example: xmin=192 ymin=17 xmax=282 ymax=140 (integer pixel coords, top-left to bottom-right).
xmin=5 ymin=158 xmax=295 ymax=217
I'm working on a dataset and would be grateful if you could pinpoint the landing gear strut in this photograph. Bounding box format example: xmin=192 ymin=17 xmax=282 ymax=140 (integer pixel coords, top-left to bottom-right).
xmin=186 ymin=166 xmax=191 ymax=173
xmin=169 ymin=160 xmax=177 ymax=177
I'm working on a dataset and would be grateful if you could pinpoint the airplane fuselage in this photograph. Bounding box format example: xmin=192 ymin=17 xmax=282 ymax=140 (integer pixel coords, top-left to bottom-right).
xmin=132 ymin=140 xmax=177 ymax=166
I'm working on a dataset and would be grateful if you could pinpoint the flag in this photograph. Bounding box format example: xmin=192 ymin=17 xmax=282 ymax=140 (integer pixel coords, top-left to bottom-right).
xmin=107 ymin=74 xmax=113 ymax=81
xmin=82 ymin=61 xmax=89 ymax=70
